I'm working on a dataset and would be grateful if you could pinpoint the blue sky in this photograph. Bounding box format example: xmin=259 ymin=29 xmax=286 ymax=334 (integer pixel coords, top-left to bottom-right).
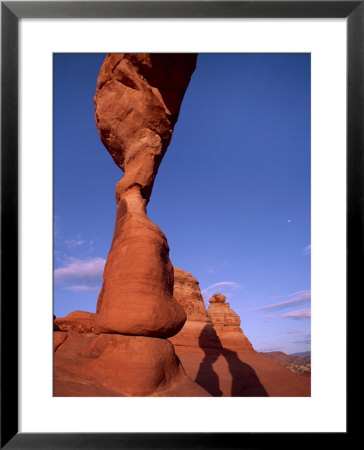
xmin=54 ymin=53 xmax=311 ymax=355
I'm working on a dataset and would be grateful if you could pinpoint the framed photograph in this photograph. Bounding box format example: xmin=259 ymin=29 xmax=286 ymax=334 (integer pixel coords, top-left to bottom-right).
xmin=2 ymin=1 xmax=357 ymax=448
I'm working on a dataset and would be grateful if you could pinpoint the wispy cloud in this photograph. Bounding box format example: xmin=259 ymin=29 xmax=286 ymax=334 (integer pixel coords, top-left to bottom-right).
xmin=206 ymin=266 xmax=215 ymax=274
xmin=293 ymin=339 xmax=311 ymax=345
xmin=303 ymin=244 xmax=311 ymax=256
xmin=64 ymin=239 xmax=85 ymax=248
xmin=54 ymin=257 xmax=106 ymax=284
xmin=249 ymin=290 xmax=311 ymax=312
xmin=65 ymin=284 xmax=101 ymax=293
xmin=203 ymin=281 xmax=241 ymax=291
xmin=287 ymin=329 xmax=302 ymax=334
xmin=292 ymin=333 xmax=311 ymax=344
xmin=201 ymin=281 xmax=242 ymax=301
xmin=281 ymin=308 xmax=311 ymax=321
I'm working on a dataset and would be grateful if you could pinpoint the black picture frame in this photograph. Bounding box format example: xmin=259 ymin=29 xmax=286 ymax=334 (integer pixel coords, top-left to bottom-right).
xmin=1 ymin=1 xmax=357 ymax=448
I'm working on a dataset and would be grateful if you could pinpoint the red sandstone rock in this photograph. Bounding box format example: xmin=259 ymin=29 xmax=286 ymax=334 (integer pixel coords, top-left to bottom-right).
xmin=94 ymin=54 xmax=196 ymax=337
xmin=54 ymin=310 xmax=95 ymax=333
xmin=172 ymin=267 xmax=209 ymax=319
xmin=94 ymin=53 xmax=197 ymax=203
xmin=170 ymin=274 xmax=253 ymax=351
xmin=169 ymin=268 xmax=222 ymax=349
xmin=54 ymin=332 xmax=209 ymax=397
xmin=207 ymin=293 xmax=254 ymax=351
xmin=54 ymin=331 xmax=68 ymax=352
xmin=95 ymin=191 xmax=186 ymax=337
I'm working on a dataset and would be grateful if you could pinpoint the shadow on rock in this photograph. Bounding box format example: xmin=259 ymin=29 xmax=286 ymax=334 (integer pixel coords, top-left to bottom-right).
xmin=194 ymin=324 xmax=223 ymax=396
xmin=194 ymin=325 xmax=268 ymax=397
xmin=223 ymin=348 xmax=268 ymax=396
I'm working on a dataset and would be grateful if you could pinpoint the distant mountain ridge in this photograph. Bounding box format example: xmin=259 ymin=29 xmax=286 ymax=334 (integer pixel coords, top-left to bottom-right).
xmin=290 ymin=351 xmax=310 ymax=357
xmin=262 ymin=350 xmax=311 ymax=377
xmin=262 ymin=351 xmax=293 ymax=363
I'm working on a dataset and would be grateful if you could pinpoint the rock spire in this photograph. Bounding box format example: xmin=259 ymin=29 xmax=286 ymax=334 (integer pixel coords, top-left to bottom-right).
xmin=207 ymin=293 xmax=253 ymax=351
xmin=94 ymin=54 xmax=197 ymax=337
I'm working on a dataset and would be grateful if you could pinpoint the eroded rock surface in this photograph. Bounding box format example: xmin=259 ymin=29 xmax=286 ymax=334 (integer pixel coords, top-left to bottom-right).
xmin=175 ymin=344 xmax=311 ymax=397
xmin=207 ymin=293 xmax=254 ymax=351
xmin=94 ymin=54 xmax=197 ymax=337
xmin=54 ymin=332 xmax=208 ymax=397
xmin=169 ymin=268 xmax=222 ymax=349
xmin=94 ymin=53 xmax=197 ymax=203
xmin=54 ymin=311 xmax=95 ymax=333
xmin=94 ymin=191 xmax=186 ymax=337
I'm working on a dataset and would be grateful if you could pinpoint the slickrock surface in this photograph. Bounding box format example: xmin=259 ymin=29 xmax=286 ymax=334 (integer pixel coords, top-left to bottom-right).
xmin=54 ymin=53 xmax=208 ymax=397
xmin=54 ymin=332 xmax=208 ymax=397
xmin=169 ymin=268 xmax=221 ymax=349
xmin=207 ymin=293 xmax=254 ymax=351
xmin=175 ymin=345 xmax=311 ymax=397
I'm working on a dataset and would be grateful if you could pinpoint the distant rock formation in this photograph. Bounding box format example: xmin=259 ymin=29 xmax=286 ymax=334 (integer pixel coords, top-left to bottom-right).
xmin=170 ymin=268 xmax=253 ymax=352
xmin=169 ymin=274 xmax=310 ymax=396
xmin=207 ymin=293 xmax=253 ymax=351
xmin=54 ymin=53 xmax=209 ymax=397
xmin=169 ymin=268 xmax=222 ymax=349
xmin=54 ymin=311 xmax=95 ymax=333
xmin=263 ymin=351 xmax=311 ymax=377
xmin=262 ymin=351 xmax=293 ymax=364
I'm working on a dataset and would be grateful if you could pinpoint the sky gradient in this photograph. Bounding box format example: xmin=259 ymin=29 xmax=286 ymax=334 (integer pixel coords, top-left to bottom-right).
xmin=54 ymin=53 xmax=311 ymax=355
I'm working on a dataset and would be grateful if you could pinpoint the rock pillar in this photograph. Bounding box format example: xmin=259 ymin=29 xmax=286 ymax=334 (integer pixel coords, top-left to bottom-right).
xmin=94 ymin=54 xmax=197 ymax=337
xmin=207 ymin=293 xmax=254 ymax=351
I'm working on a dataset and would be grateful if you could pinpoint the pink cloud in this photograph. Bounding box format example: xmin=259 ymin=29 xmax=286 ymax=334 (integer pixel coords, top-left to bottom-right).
xmin=293 ymin=338 xmax=311 ymax=344
xmin=64 ymin=239 xmax=85 ymax=248
xmin=54 ymin=257 xmax=105 ymax=284
xmin=65 ymin=285 xmax=101 ymax=293
xmin=201 ymin=281 xmax=241 ymax=295
xmin=281 ymin=308 xmax=311 ymax=320
xmin=201 ymin=281 xmax=243 ymax=303
xmin=249 ymin=290 xmax=311 ymax=312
